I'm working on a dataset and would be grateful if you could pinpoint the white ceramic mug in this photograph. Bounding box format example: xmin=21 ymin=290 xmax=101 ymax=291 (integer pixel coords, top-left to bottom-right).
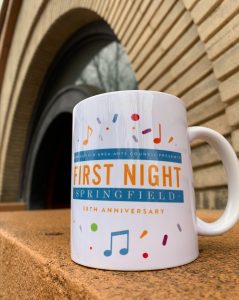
xmin=71 ymin=90 xmax=239 ymax=271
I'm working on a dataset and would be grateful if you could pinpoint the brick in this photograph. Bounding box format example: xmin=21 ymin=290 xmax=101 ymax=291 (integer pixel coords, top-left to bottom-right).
xmin=161 ymin=10 xmax=193 ymax=50
xmin=110 ymin=0 xmax=128 ymax=29
xmin=122 ymin=0 xmax=151 ymax=45
xmin=182 ymin=73 xmax=219 ymax=108
xmin=140 ymin=0 xmax=151 ymax=12
xmin=127 ymin=0 xmax=162 ymax=52
xmin=129 ymin=26 xmax=152 ymax=63
xmin=114 ymin=1 xmax=133 ymax=33
xmin=194 ymin=163 xmax=226 ymax=188
xmin=97 ymin=1 xmax=107 ymax=15
xmin=198 ymin=0 xmax=239 ymax=42
xmin=148 ymin=72 xmax=173 ymax=92
xmin=91 ymin=0 xmax=101 ymax=11
xmin=225 ymin=101 xmax=239 ymax=126
xmin=202 ymin=113 xmax=232 ymax=135
xmin=170 ymin=40 xmax=205 ymax=79
xmin=166 ymin=55 xmax=212 ymax=97
xmin=195 ymin=188 xmax=227 ymax=209
xmin=107 ymin=0 xmax=120 ymax=24
xmin=213 ymin=43 xmax=239 ymax=80
xmin=182 ymin=0 xmax=197 ymax=10
xmin=219 ymin=72 xmax=239 ymax=102
xmin=191 ymin=114 xmax=232 ymax=147
xmin=117 ymin=0 xmax=142 ymax=39
xmin=231 ymin=128 xmax=239 ymax=152
xmin=191 ymin=0 xmax=222 ymax=24
xmin=0 ymin=0 xmax=43 ymax=142
xmin=138 ymin=9 xmax=192 ymax=82
xmin=134 ymin=0 xmax=184 ymax=72
xmin=101 ymin=0 xmax=114 ymax=18
xmin=150 ymin=0 xmax=176 ymax=30
xmin=188 ymin=93 xmax=225 ymax=125
xmin=191 ymin=142 xmax=221 ymax=168
xmin=142 ymin=25 xmax=198 ymax=89
xmin=206 ymin=14 xmax=239 ymax=60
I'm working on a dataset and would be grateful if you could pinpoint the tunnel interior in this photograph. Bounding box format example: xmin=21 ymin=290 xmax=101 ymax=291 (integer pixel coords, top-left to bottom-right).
xmin=30 ymin=113 xmax=72 ymax=209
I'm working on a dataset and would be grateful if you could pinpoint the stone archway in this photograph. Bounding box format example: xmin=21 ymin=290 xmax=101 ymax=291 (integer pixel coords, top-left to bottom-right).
xmin=0 ymin=6 xmax=100 ymax=201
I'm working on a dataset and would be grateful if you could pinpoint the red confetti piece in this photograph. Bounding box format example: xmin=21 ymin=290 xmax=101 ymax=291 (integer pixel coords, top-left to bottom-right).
xmin=131 ymin=114 xmax=140 ymax=121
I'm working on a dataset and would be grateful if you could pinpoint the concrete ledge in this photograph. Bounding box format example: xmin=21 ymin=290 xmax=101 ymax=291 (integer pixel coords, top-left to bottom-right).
xmin=0 ymin=209 xmax=238 ymax=299
xmin=0 ymin=202 xmax=26 ymax=211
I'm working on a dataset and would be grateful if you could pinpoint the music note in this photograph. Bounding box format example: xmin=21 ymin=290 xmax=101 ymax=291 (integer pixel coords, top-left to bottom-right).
xmin=104 ymin=230 xmax=129 ymax=257
xmin=153 ymin=124 xmax=161 ymax=144
xmin=83 ymin=126 xmax=93 ymax=145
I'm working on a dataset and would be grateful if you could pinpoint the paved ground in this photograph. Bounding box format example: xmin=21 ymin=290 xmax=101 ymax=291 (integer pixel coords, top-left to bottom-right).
xmin=0 ymin=209 xmax=238 ymax=299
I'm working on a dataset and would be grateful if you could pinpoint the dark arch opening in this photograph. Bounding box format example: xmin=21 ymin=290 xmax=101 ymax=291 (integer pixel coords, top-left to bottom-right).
xmin=22 ymin=21 xmax=137 ymax=209
xmin=30 ymin=113 xmax=72 ymax=209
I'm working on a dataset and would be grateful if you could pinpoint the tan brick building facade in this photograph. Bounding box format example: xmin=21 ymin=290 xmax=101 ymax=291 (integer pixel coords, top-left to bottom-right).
xmin=0 ymin=0 xmax=239 ymax=209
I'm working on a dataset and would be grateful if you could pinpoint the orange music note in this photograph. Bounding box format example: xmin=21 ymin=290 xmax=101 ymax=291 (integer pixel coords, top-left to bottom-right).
xmin=83 ymin=126 xmax=93 ymax=145
xmin=153 ymin=124 xmax=161 ymax=144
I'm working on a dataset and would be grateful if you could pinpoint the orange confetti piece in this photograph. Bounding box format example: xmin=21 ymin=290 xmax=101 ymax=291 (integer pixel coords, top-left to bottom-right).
xmin=168 ymin=136 xmax=174 ymax=143
xmin=140 ymin=230 xmax=148 ymax=239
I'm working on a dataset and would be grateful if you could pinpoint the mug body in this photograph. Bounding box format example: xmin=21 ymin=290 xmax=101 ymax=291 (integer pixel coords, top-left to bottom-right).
xmin=71 ymin=90 xmax=198 ymax=270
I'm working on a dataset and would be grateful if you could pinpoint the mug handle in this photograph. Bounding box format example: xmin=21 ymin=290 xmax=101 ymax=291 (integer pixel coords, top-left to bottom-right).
xmin=188 ymin=126 xmax=239 ymax=235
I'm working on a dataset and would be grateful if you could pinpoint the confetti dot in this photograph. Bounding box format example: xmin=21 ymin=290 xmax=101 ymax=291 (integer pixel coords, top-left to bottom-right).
xmin=142 ymin=252 xmax=148 ymax=259
xmin=91 ymin=223 xmax=98 ymax=232
xmin=131 ymin=114 xmax=140 ymax=121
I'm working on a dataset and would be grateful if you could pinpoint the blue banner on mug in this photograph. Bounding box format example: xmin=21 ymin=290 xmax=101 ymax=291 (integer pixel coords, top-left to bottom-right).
xmin=74 ymin=148 xmax=182 ymax=163
xmin=73 ymin=187 xmax=184 ymax=203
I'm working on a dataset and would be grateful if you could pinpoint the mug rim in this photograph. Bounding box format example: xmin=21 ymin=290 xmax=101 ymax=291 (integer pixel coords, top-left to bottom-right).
xmin=73 ymin=90 xmax=186 ymax=112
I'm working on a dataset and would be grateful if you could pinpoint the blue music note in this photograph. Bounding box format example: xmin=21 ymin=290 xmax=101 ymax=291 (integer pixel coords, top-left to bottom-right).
xmin=104 ymin=230 xmax=129 ymax=257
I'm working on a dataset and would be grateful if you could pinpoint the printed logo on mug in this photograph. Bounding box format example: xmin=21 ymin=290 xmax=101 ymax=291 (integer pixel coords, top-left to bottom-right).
xmin=71 ymin=91 xmax=239 ymax=271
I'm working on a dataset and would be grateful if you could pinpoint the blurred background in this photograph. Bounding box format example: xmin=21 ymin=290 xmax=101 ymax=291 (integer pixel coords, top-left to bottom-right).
xmin=0 ymin=0 xmax=238 ymax=211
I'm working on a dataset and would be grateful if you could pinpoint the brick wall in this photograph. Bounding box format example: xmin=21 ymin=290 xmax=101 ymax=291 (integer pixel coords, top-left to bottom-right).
xmin=0 ymin=0 xmax=238 ymax=208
